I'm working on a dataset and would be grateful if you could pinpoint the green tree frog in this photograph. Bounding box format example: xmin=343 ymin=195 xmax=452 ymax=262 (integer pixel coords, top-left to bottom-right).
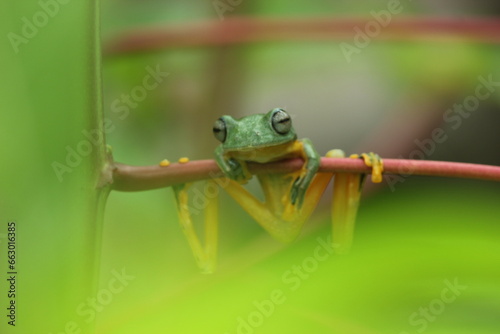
xmin=173 ymin=108 xmax=383 ymax=273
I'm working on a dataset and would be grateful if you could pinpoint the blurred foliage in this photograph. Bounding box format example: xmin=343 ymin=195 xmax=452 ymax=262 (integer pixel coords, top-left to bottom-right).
xmin=0 ymin=1 xmax=107 ymax=334
xmin=99 ymin=0 xmax=500 ymax=332
xmin=101 ymin=180 xmax=500 ymax=333
xmin=1 ymin=0 xmax=496 ymax=333
xmin=2 ymin=0 xmax=500 ymax=333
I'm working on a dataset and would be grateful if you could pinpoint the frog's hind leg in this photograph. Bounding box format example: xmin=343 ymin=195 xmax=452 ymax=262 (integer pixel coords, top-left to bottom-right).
xmin=173 ymin=180 xmax=219 ymax=273
xmin=331 ymin=171 xmax=364 ymax=254
xmin=330 ymin=150 xmax=383 ymax=254
xmin=223 ymin=171 xmax=333 ymax=243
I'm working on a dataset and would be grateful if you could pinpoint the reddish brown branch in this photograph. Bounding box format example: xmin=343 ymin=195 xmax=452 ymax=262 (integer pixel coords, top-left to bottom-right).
xmin=104 ymin=16 xmax=500 ymax=56
xmin=112 ymin=158 xmax=500 ymax=192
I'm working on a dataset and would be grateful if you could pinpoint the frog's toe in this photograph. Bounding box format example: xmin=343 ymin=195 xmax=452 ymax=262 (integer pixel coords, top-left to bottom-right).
xmin=290 ymin=185 xmax=298 ymax=205
xmin=225 ymin=168 xmax=240 ymax=180
xmin=350 ymin=152 xmax=384 ymax=183
xmin=226 ymin=159 xmax=243 ymax=177
xmin=226 ymin=159 xmax=252 ymax=183
xmin=290 ymin=177 xmax=307 ymax=207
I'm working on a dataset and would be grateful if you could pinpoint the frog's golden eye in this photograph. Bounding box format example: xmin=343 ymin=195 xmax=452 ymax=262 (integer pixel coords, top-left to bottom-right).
xmin=213 ymin=118 xmax=227 ymax=142
xmin=271 ymin=109 xmax=292 ymax=134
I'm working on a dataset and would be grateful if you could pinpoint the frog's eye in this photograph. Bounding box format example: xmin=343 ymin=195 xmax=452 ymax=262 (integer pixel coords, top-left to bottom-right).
xmin=213 ymin=118 xmax=227 ymax=142
xmin=271 ymin=109 xmax=292 ymax=135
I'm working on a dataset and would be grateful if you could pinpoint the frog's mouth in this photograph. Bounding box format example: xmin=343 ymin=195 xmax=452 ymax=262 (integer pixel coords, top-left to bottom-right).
xmin=223 ymin=138 xmax=296 ymax=151
xmin=226 ymin=140 xmax=301 ymax=163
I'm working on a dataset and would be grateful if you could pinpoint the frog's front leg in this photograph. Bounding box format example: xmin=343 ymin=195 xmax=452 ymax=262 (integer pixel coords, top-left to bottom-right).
xmin=290 ymin=138 xmax=321 ymax=207
xmin=222 ymin=140 xmax=333 ymax=242
xmin=214 ymin=145 xmax=252 ymax=184
xmin=223 ymin=143 xmax=333 ymax=243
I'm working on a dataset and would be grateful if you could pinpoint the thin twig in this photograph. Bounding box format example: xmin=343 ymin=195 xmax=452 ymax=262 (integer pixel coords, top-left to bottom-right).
xmin=104 ymin=16 xmax=500 ymax=56
xmin=111 ymin=158 xmax=500 ymax=192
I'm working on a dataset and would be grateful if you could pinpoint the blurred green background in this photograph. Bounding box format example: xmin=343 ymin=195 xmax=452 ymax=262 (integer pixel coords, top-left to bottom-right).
xmin=99 ymin=1 xmax=500 ymax=333
xmin=1 ymin=0 xmax=499 ymax=333
xmin=98 ymin=1 xmax=500 ymax=334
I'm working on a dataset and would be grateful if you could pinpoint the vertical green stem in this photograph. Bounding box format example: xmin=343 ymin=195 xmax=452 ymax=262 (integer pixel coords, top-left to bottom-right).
xmin=0 ymin=1 xmax=108 ymax=333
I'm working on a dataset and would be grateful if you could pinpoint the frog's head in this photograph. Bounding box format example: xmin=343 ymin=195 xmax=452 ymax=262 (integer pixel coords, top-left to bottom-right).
xmin=213 ymin=108 xmax=297 ymax=151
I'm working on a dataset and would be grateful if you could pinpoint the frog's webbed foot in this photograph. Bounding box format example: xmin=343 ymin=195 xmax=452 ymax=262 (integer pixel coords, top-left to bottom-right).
xmin=290 ymin=174 xmax=309 ymax=207
xmin=329 ymin=150 xmax=384 ymax=254
xmin=350 ymin=152 xmax=384 ymax=183
xmin=289 ymin=138 xmax=321 ymax=208
xmin=226 ymin=158 xmax=252 ymax=184
xmin=214 ymin=145 xmax=252 ymax=184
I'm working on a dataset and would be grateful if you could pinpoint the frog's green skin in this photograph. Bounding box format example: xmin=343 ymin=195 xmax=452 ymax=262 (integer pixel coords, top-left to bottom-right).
xmin=172 ymin=108 xmax=383 ymax=273
xmin=213 ymin=108 xmax=320 ymax=207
